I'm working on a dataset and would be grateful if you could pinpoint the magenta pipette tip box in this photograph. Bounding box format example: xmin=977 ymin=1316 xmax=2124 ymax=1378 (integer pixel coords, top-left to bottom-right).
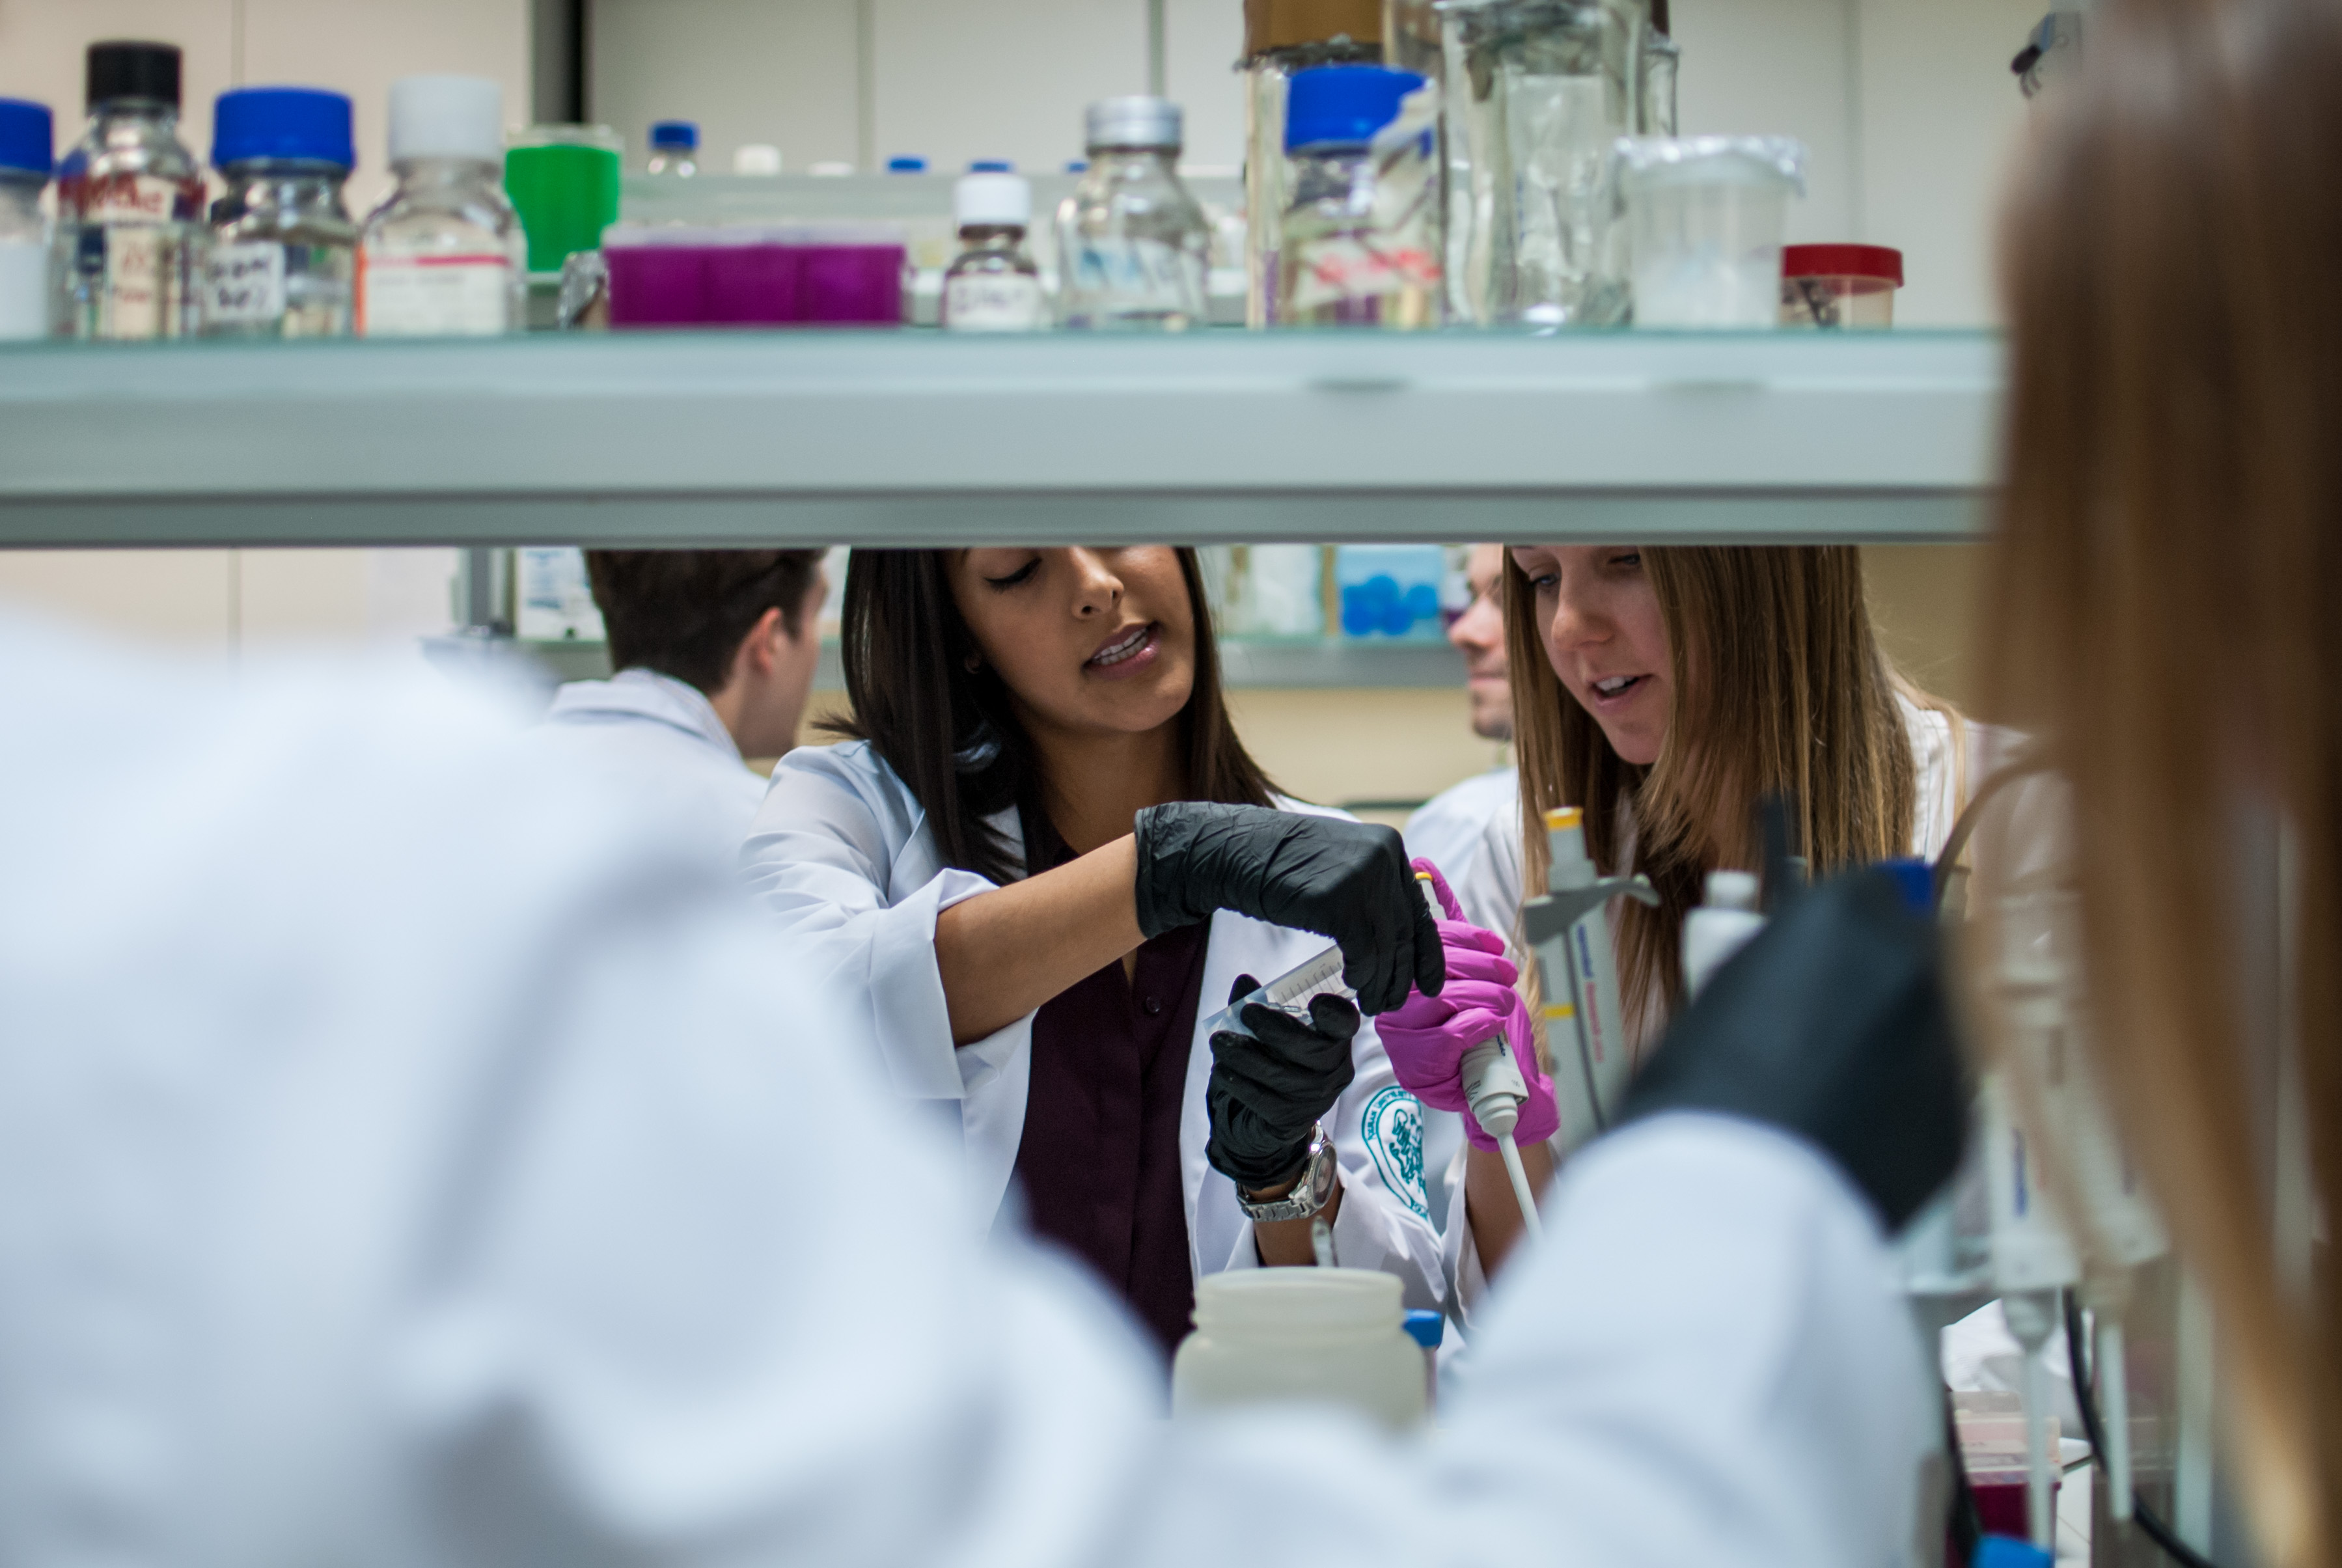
xmin=603 ymin=223 xmax=907 ymax=327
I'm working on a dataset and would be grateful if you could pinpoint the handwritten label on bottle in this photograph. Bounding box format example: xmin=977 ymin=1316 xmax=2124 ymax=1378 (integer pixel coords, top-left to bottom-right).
xmin=202 ymin=241 xmax=286 ymax=327
xmin=358 ymin=254 xmax=511 ymax=337
xmin=85 ymin=174 xmax=186 ymax=225
xmin=943 ymin=272 xmax=1045 ymax=331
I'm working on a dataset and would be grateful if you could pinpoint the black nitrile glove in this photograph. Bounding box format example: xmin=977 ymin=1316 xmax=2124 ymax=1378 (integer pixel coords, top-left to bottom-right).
xmin=1618 ymin=866 xmax=1969 ymax=1233
xmin=1205 ymin=974 xmax=1360 ymax=1190
xmin=1133 ymin=802 xmax=1443 ymax=1015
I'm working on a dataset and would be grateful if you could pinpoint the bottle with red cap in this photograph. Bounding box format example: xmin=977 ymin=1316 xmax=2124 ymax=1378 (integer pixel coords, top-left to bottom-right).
xmin=1780 ymin=243 xmax=1904 ymax=327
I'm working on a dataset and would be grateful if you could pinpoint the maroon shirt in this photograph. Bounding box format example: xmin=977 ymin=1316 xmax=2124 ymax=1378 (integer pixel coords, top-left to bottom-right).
xmin=1011 ymin=815 xmax=1207 ymax=1361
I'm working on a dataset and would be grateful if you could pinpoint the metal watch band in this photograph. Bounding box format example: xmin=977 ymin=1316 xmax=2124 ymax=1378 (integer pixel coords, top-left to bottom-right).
xmin=1235 ymin=1123 xmax=1337 ymax=1222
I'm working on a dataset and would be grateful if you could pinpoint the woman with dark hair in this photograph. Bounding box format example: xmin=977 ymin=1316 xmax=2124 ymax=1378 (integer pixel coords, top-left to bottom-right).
xmin=740 ymin=546 xmax=1447 ymax=1354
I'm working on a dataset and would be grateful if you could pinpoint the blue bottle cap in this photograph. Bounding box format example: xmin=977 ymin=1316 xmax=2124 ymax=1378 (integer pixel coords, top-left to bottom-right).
xmin=649 ymin=119 xmax=698 ymax=150
xmin=1284 ymin=65 xmax=1426 ymax=153
xmin=0 ymin=98 xmax=52 ymax=177
xmin=1876 ymin=856 xmax=1935 ymax=915
xmin=1403 ymin=1309 xmax=1444 ymax=1350
xmin=1064 ymin=159 xmax=1089 ymax=172
xmin=1971 ymin=1539 xmax=2054 ymax=1568
xmin=969 ymin=158 xmax=1013 ymax=172
xmin=212 ymin=86 xmax=353 ymax=171
xmin=886 ymin=155 xmax=928 ymax=172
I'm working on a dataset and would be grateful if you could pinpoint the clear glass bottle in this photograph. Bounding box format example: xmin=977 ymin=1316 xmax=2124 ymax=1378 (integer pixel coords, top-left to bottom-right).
xmin=0 ymin=98 xmax=53 ymax=340
xmin=1056 ymin=96 xmax=1210 ymax=331
xmin=1242 ymin=0 xmax=1383 ymax=327
xmin=203 ymin=87 xmax=357 ymax=337
xmin=646 ymin=119 xmax=698 ymax=178
xmin=56 ymin=42 xmax=204 ymax=340
xmin=359 ymin=76 xmax=525 ymax=337
xmin=1276 ymin=66 xmax=1439 ymax=328
xmin=942 ymin=172 xmax=1045 ymax=331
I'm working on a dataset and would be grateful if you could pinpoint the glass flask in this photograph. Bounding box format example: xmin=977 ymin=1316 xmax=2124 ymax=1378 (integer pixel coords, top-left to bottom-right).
xmin=1056 ymin=97 xmax=1210 ymax=331
xmin=57 ymin=42 xmax=205 ymax=340
xmin=203 ymin=87 xmax=358 ymax=338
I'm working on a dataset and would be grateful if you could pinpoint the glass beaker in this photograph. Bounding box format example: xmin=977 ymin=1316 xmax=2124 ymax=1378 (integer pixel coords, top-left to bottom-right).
xmin=1446 ymin=0 xmax=1644 ymax=328
xmin=1617 ymin=135 xmax=1806 ymax=328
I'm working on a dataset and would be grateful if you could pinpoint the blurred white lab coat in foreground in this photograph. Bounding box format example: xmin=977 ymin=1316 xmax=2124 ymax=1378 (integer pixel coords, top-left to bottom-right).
xmin=527 ymin=666 xmax=767 ymax=855
xmin=0 ymin=609 xmax=1936 ymax=1568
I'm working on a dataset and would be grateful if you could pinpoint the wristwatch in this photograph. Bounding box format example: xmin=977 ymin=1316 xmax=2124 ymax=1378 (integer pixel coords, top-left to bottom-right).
xmin=1235 ymin=1123 xmax=1338 ymax=1222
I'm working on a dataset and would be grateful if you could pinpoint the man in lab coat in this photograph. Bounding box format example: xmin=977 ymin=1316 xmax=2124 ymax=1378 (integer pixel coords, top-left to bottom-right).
xmin=530 ymin=548 xmax=827 ymax=848
xmin=0 ymin=606 xmax=1963 ymax=1568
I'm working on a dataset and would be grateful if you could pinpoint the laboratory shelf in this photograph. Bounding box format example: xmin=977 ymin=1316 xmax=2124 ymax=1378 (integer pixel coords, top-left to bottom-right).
xmin=514 ymin=636 xmax=1467 ymax=691
xmin=0 ymin=329 xmax=2000 ymax=549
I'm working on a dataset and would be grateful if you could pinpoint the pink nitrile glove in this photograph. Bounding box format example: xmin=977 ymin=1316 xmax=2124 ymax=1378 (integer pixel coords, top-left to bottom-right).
xmin=1375 ymin=860 xmax=1560 ymax=1152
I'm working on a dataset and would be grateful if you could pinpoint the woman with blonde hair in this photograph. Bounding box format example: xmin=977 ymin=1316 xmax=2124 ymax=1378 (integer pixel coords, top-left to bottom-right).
xmin=1979 ymin=0 xmax=2341 ymax=1556
xmin=1383 ymin=543 xmax=1974 ymax=1284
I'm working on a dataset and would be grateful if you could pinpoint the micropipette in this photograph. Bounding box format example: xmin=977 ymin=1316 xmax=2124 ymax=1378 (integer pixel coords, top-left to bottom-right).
xmin=1521 ymin=808 xmax=1660 ymax=1157
xmin=1418 ymin=873 xmax=1543 ymax=1242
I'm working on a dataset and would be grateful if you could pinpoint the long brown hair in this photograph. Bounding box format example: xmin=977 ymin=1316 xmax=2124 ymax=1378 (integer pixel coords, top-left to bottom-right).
xmin=1986 ymin=0 xmax=2339 ymax=1556
xmin=1505 ymin=545 xmax=1931 ymax=1032
xmin=825 ymin=547 xmax=1276 ymax=884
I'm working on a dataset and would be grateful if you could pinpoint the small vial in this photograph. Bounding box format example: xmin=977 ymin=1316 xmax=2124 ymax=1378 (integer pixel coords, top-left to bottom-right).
xmin=1276 ymin=66 xmax=1438 ymax=328
xmin=204 ymin=87 xmax=357 ymax=337
xmin=1056 ymin=96 xmax=1211 ymax=331
xmin=359 ymin=76 xmax=525 ymax=337
xmin=942 ymin=172 xmax=1045 ymax=332
xmin=57 ymin=41 xmax=205 ymax=340
xmin=0 ymin=98 xmax=53 ymax=340
xmin=646 ymin=120 xmax=698 ymax=178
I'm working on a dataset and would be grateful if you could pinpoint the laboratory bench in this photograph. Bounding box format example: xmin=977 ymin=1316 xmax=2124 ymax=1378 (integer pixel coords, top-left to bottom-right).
xmin=0 ymin=327 xmax=2000 ymax=550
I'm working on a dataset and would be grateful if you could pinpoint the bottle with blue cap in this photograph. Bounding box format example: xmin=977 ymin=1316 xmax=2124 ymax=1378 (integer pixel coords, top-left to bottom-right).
xmin=646 ymin=120 xmax=697 ymax=178
xmin=1056 ymin=96 xmax=1210 ymax=330
xmin=1275 ymin=65 xmax=1440 ymax=327
xmin=204 ymin=87 xmax=357 ymax=337
xmin=57 ymin=42 xmax=205 ymax=340
xmin=0 ymin=98 xmax=53 ymax=340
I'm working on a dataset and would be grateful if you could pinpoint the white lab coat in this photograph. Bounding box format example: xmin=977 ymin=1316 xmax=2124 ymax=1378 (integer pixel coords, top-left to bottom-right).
xmin=0 ymin=608 xmax=1938 ymax=1567
xmin=739 ymin=739 xmax=1446 ymax=1307
xmin=1445 ymin=695 xmax=1982 ymax=1321
xmin=525 ymin=667 xmax=767 ymax=857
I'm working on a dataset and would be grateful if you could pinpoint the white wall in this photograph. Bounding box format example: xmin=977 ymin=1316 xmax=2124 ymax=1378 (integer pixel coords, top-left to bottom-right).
xmin=0 ymin=0 xmax=527 ymax=654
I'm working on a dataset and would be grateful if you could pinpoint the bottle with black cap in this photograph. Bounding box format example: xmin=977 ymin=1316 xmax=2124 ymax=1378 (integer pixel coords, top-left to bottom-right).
xmin=56 ymin=41 xmax=204 ymax=339
xmin=0 ymin=98 xmax=52 ymax=340
xmin=204 ymin=87 xmax=357 ymax=337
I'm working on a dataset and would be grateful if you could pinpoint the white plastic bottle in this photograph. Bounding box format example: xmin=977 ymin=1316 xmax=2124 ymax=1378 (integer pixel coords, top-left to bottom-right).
xmin=359 ymin=76 xmax=525 ymax=337
xmin=1681 ymin=868 xmax=1764 ymax=998
xmin=0 ymin=98 xmax=51 ymax=340
xmin=1171 ymin=1269 xmax=1426 ymax=1431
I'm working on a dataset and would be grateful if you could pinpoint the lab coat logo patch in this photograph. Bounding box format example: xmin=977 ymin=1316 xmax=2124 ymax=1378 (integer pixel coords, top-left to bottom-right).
xmin=1362 ymin=1086 xmax=1429 ymax=1220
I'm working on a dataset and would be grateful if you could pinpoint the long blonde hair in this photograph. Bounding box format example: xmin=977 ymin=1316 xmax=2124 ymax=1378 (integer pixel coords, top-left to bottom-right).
xmin=1986 ymin=0 xmax=2339 ymax=1556
xmin=1505 ymin=545 xmax=1933 ymax=1030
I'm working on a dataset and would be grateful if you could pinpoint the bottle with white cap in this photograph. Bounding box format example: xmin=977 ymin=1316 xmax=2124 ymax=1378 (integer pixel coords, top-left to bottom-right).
xmin=1055 ymin=96 xmax=1210 ymax=330
xmin=942 ymin=172 xmax=1044 ymax=332
xmin=357 ymin=75 xmax=525 ymax=337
